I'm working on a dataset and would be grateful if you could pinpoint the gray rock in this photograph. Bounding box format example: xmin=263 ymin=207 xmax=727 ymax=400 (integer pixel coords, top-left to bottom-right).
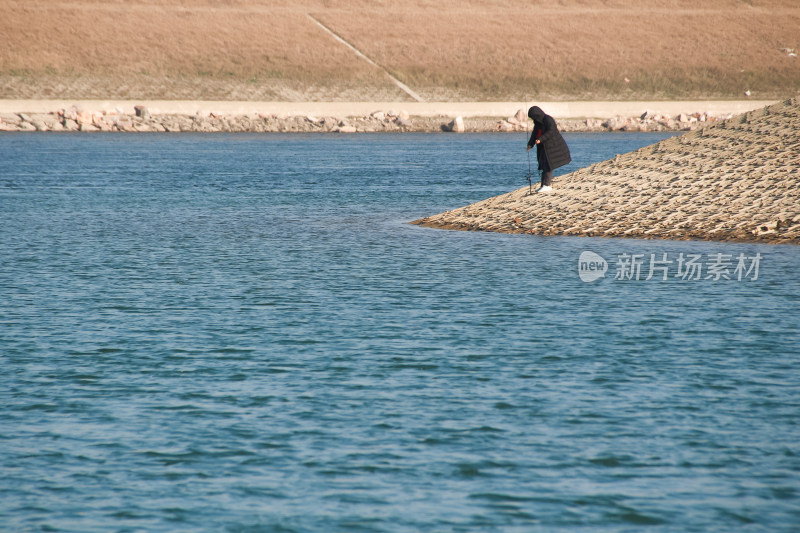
xmin=602 ymin=116 xmax=626 ymax=131
xmin=96 ymin=120 xmax=113 ymax=132
xmin=39 ymin=115 xmax=62 ymax=130
xmin=447 ymin=116 xmax=465 ymax=133
xmin=495 ymin=120 xmax=514 ymax=132
xmin=0 ymin=113 xmax=22 ymax=125
xmin=77 ymin=111 xmax=94 ymax=125
xmin=134 ymin=105 xmax=150 ymax=119
xmin=115 ymin=119 xmax=134 ymax=132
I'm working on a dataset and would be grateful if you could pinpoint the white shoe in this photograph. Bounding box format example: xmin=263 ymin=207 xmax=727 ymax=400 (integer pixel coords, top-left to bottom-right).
xmin=536 ymin=185 xmax=553 ymax=193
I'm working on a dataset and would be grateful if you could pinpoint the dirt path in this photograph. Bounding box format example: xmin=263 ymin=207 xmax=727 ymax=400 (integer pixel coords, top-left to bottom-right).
xmin=0 ymin=100 xmax=778 ymax=118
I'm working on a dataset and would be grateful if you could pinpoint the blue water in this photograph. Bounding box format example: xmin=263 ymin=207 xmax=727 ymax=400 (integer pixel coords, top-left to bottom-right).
xmin=1 ymin=132 xmax=799 ymax=533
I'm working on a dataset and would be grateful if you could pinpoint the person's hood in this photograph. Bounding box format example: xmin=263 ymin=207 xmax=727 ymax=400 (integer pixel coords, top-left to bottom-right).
xmin=528 ymin=106 xmax=546 ymax=123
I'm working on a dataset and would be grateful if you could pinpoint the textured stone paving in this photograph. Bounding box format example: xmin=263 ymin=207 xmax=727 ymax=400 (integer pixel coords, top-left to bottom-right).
xmin=413 ymin=99 xmax=800 ymax=244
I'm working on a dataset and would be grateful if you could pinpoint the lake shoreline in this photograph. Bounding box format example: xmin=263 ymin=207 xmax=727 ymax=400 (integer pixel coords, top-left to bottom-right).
xmin=0 ymin=100 xmax=777 ymax=134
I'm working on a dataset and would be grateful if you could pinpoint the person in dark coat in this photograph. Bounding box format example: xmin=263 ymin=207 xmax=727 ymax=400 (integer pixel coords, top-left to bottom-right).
xmin=526 ymin=106 xmax=571 ymax=192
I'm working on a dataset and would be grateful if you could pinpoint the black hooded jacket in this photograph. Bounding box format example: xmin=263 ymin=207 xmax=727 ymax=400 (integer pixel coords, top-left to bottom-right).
xmin=527 ymin=106 xmax=571 ymax=171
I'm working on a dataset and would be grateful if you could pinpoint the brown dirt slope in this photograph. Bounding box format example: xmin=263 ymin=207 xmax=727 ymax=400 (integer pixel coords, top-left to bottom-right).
xmin=412 ymin=98 xmax=800 ymax=244
xmin=1 ymin=0 xmax=799 ymax=101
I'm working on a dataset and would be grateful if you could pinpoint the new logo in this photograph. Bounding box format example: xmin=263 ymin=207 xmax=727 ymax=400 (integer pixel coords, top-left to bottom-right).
xmin=578 ymin=251 xmax=608 ymax=282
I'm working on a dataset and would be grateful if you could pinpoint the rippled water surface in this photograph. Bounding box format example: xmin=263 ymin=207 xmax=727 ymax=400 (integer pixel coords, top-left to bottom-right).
xmin=1 ymin=133 xmax=799 ymax=532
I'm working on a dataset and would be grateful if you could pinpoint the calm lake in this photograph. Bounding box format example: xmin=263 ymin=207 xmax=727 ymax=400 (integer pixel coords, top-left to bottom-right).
xmin=1 ymin=132 xmax=799 ymax=532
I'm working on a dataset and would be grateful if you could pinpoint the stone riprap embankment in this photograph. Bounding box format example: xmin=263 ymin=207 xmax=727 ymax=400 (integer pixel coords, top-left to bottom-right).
xmin=413 ymin=98 xmax=800 ymax=244
xmin=0 ymin=105 xmax=739 ymax=134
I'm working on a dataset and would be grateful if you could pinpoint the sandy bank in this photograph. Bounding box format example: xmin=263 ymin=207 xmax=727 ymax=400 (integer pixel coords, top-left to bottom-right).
xmin=412 ymin=99 xmax=800 ymax=244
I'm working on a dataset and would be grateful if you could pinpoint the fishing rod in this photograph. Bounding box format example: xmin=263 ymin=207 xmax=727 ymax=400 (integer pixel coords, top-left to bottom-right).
xmin=526 ymin=149 xmax=533 ymax=195
xmin=524 ymin=102 xmax=533 ymax=195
